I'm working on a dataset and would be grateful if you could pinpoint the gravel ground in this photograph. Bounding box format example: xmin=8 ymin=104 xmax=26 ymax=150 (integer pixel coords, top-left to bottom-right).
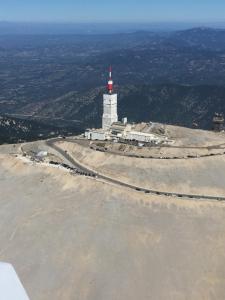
xmin=58 ymin=141 xmax=225 ymax=197
xmin=91 ymin=125 xmax=225 ymax=158
xmin=0 ymin=152 xmax=225 ymax=300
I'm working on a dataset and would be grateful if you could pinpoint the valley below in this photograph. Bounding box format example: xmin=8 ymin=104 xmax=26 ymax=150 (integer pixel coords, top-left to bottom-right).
xmin=1 ymin=26 xmax=225 ymax=299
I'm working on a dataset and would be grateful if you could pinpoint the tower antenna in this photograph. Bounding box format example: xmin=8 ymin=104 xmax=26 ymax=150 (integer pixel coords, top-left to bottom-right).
xmin=107 ymin=66 xmax=113 ymax=94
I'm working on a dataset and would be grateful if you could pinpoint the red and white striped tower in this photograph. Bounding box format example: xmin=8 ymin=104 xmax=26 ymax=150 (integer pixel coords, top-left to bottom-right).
xmin=107 ymin=66 xmax=113 ymax=94
xmin=102 ymin=66 xmax=118 ymax=129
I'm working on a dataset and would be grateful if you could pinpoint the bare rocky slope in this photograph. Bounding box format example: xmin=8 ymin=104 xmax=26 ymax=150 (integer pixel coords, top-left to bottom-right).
xmin=59 ymin=140 xmax=225 ymax=196
xmin=0 ymin=131 xmax=225 ymax=299
xmin=57 ymin=126 xmax=225 ymax=197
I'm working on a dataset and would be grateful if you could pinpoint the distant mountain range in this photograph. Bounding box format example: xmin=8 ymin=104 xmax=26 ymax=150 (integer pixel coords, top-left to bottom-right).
xmin=1 ymin=22 xmax=223 ymax=35
xmin=19 ymin=83 xmax=223 ymax=130
xmin=170 ymin=27 xmax=225 ymax=51
xmin=1 ymin=27 xmax=225 ymax=141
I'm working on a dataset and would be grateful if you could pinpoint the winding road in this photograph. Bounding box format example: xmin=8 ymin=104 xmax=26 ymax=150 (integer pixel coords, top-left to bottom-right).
xmin=46 ymin=138 xmax=225 ymax=202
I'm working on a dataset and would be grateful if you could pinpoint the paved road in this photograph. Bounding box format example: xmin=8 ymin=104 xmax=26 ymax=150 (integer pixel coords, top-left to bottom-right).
xmin=62 ymin=137 xmax=225 ymax=150
xmin=63 ymin=138 xmax=225 ymax=160
xmin=46 ymin=138 xmax=225 ymax=202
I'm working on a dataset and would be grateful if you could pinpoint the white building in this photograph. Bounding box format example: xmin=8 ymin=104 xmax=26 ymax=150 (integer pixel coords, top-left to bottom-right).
xmin=102 ymin=93 xmax=118 ymax=130
xmin=84 ymin=69 xmax=169 ymax=145
xmin=85 ymin=129 xmax=109 ymax=141
xmin=124 ymin=130 xmax=160 ymax=143
xmin=102 ymin=67 xmax=118 ymax=130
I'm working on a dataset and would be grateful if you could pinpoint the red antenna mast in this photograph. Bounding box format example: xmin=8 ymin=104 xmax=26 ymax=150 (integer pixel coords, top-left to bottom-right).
xmin=107 ymin=66 xmax=113 ymax=94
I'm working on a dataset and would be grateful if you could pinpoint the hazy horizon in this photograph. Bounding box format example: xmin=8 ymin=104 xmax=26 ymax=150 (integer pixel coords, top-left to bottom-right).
xmin=1 ymin=20 xmax=225 ymax=35
xmin=1 ymin=0 xmax=225 ymax=23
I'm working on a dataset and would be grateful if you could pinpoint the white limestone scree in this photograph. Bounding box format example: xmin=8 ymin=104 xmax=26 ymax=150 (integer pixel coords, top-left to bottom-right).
xmin=102 ymin=93 xmax=118 ymax=130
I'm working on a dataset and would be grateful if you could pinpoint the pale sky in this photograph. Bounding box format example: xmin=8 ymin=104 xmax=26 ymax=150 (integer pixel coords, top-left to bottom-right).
xmin=0 ymin=0 xmax=225 ymax=23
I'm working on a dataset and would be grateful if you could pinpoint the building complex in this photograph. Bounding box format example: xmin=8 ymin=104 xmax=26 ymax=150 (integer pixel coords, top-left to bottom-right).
xmin=85 ymin=68 xmax=169 ymax=145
